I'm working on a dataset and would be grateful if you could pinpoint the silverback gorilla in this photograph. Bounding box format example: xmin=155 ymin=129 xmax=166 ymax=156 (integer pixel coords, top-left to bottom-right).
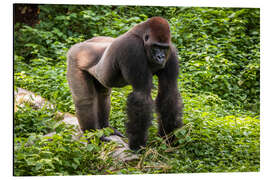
xmin=67 ymin=17 xmax=183 ymax=150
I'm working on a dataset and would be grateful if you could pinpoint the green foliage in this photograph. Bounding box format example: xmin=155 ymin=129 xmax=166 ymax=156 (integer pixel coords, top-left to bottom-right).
xmin=170 ymin=8 xmax=260 ymax=111
xmin=170 ymin=92 xmax=260 ymax=172
xmin=14 ymin=102 xmax=58 ymax=137
xmin=14 ymin=5 xmax=260 ymax=175
xmin=14 ymin=55 xmax=73 ymax=113
xmin=14 ymin=127 xmax=120 ymax=176
xmin=14 ymin=6 xmax=260 ymax=112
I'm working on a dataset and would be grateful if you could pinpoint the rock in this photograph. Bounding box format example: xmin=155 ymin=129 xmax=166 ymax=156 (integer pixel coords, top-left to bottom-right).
xmin=105 ymin=135 xmax=139 ymax=161
xmin=15 ymin=88 xmax=54 ymax=111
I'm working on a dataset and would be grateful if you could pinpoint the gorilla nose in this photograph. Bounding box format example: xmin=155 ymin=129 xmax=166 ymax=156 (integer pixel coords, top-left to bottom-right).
xmin=156 ymin=54 xmax=165 ymax=63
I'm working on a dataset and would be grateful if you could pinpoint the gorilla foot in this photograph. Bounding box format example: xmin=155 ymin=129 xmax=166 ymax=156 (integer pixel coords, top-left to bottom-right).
xmin=99 ymin=127 xmax=124 ymax=142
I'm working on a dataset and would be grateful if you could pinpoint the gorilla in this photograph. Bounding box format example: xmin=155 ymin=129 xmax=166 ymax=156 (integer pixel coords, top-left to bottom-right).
xmin=67 ymin=17 xmax=183 ymax=150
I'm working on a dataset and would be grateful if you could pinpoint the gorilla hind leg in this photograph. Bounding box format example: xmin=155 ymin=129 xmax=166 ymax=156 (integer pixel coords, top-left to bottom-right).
xmin=94 ymin=78 xmax=124 ymax=137
xmin=67 ymin=68 xmax=99 ymax=131
xmin=94 ymin=78 xmax=111 ymax=129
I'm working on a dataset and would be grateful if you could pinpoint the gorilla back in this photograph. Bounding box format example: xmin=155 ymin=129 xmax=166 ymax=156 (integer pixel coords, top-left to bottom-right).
xmin=67 ymin=17 xmax=183 ymax=150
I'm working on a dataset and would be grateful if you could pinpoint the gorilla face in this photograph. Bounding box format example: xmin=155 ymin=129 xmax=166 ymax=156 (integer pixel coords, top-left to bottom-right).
xmin=150 ymin=44 xmax=170 ymax=65
xmin=144 ymin=34 xmax=170 ymax=68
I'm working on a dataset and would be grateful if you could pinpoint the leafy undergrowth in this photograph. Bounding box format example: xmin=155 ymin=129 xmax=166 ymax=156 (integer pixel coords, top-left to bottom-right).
xmin=14 ymin=124 xmax=121 ymax=175
xmin=14 ymin=89 xmax=260 ymax=175
xmin=14 ymin=5 xmax=260 ymax=175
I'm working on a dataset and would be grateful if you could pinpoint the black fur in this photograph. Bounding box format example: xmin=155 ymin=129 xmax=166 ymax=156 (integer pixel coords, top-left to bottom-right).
xmin=155 ymin=49 xmax=183 ymax=142
xmin=67 ymin=17 xmax=183 ymax=151
xmin=126 ymin=92 xmax=153 ymax=150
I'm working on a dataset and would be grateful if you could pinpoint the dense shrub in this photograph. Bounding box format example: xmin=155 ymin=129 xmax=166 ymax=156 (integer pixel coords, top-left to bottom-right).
xmin=14 ymin=125 xmax=119 ymax=175
xmin=170 ymin=8 xmax=260 ymax=111
xmin=14 ymin=102 xmax=58 ymax=137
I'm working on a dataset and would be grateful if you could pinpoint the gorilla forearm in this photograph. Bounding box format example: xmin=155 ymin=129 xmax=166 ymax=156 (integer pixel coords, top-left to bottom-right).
xmin=156 ymin=91 xmax=183 ymax=137
xmin=156 ymin=53 xmax=183 ymax=138
xmin=126 ymin=91 xmax=153 ymax=150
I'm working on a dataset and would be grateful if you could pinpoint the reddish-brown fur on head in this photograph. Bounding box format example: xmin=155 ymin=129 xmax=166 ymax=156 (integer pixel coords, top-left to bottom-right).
xmin=147 ymin=17 xmax=171 ymax=43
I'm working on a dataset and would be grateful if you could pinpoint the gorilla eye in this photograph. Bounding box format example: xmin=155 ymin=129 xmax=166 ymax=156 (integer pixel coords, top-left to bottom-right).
xmin=144 ymin=34 xmax=149 ymax=41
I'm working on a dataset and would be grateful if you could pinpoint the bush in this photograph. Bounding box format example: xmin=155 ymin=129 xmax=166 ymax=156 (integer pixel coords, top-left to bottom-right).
xmin=14 ymin=127 xmax=119 ymax=176
xmin=14 ymin=102 xmax=58 ymax=137
xmin=170 ymin=8 xmax=260 ymax=111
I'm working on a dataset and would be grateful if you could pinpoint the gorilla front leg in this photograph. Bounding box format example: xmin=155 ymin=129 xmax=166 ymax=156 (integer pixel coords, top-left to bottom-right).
xmin=126 ymin=91 xmax=153 ymax=150
xmin=156 ymin=57 xmax=183 ymax=142
xmin=156 ymin=89 xmax=183 ymax=140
